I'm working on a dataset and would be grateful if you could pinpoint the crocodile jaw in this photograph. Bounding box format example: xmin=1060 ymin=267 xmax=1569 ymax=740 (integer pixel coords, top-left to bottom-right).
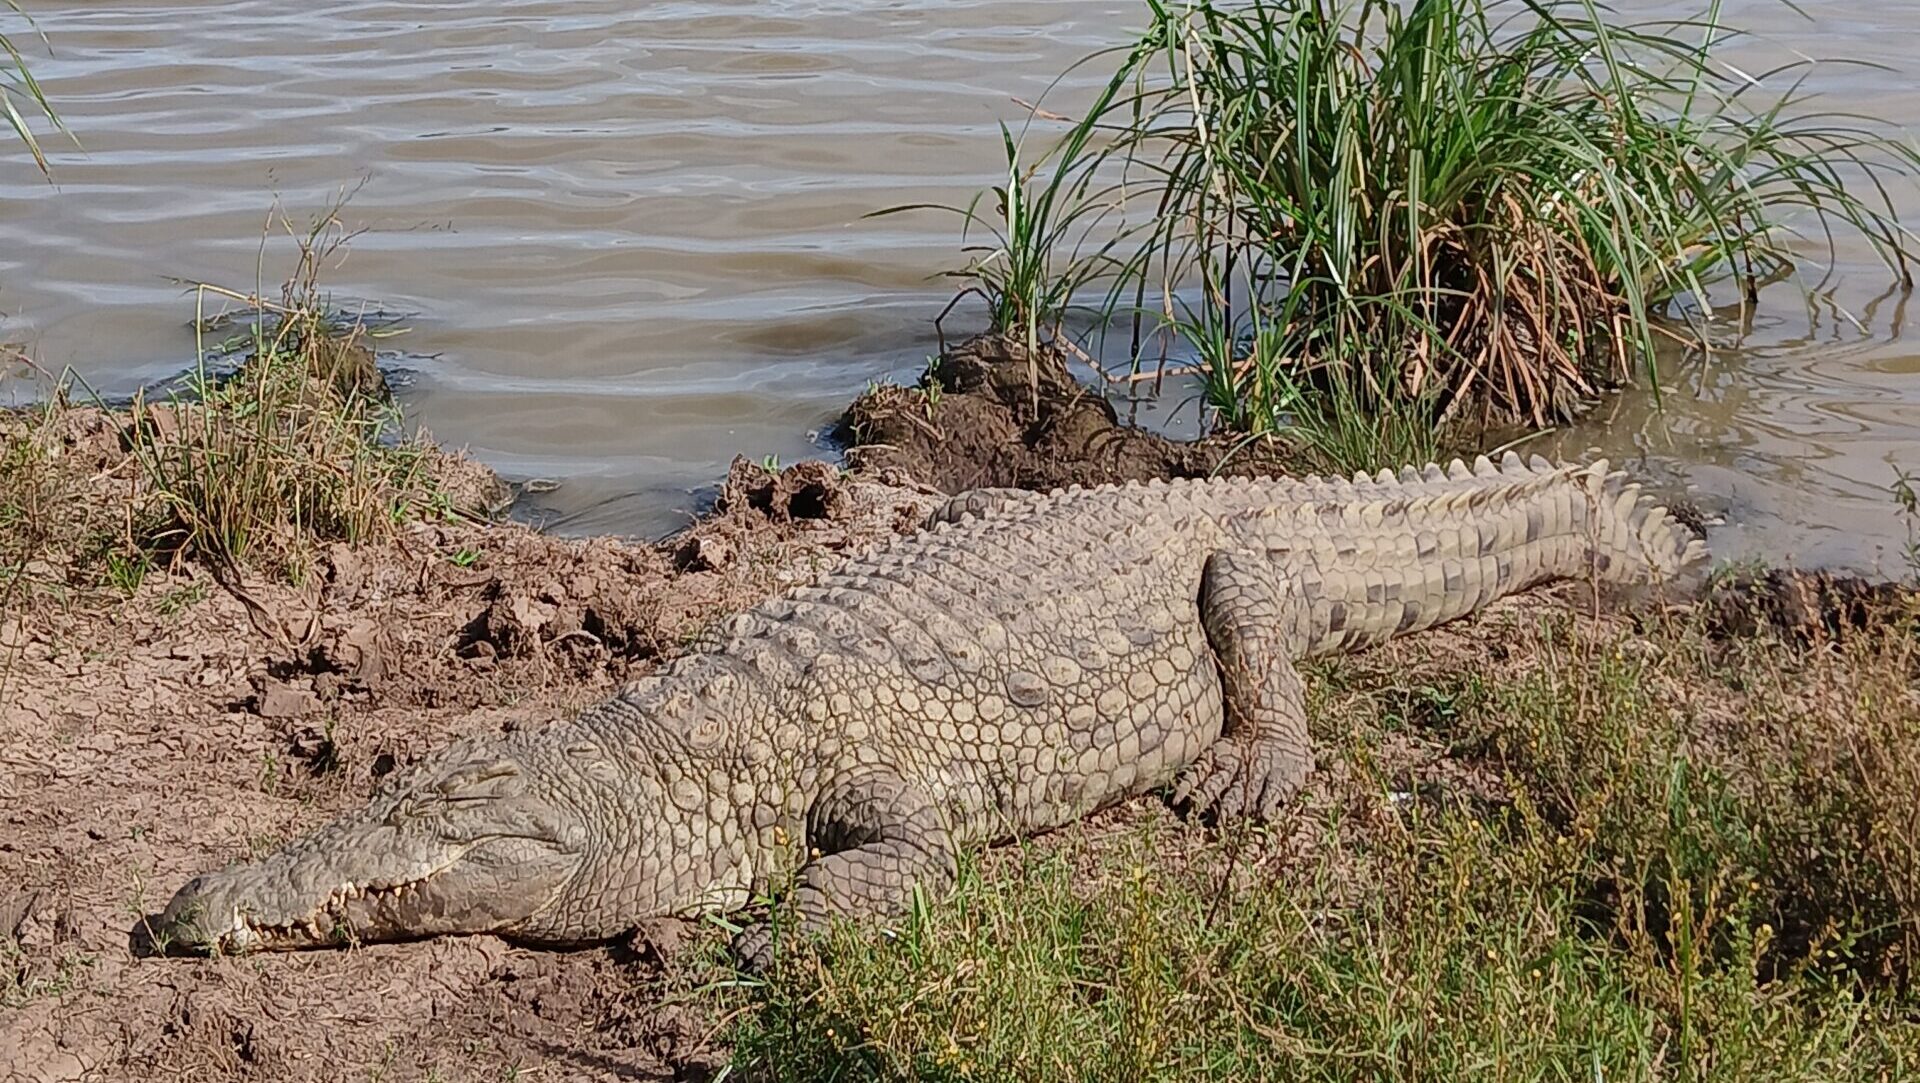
xmin=157 ymin=827 xmax=583 ymax=953
xmin=156 ymin=743 xmax=589 ymax=953
xmin=157 ymin=842 xmax=571 ymax=953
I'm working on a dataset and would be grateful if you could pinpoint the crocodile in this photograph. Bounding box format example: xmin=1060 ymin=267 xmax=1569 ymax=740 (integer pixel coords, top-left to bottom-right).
xmin=155 ymin=454 xmax=1706 ymax=963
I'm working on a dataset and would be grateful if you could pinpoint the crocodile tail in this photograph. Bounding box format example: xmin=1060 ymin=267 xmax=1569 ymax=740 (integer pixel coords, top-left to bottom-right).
xmin=1577 ymin=458 xmax=1710 ymax=588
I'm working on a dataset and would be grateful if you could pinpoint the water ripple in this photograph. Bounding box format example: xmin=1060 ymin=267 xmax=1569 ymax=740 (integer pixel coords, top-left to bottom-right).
xmin=5 ymin=0 xmax=1920 ymax=557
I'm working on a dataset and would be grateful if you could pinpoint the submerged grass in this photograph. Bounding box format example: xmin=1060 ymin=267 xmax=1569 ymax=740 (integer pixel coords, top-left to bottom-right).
xmin=712 ymin=598 xmax=1920 ymax=1080
xmin=921 ymin=0 xmax=1920 ymax=471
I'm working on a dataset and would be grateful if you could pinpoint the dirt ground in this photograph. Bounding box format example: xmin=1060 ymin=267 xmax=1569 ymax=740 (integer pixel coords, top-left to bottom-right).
xmin=0 ymin=336 xmax=1896 ymax=1082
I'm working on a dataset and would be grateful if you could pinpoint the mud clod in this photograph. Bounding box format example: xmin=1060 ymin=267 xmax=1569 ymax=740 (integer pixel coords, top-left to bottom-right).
xmin=253 ymin=682 xmax=320 ymax=719
xmin=841 ymin=333 xmax=1298 ymax=493
xmin=283 ymin=725 xmax=340 ymax=775
xmin=716 ymin=455 xmax=849 ymax=521
xmin=673 ymin=533 xmax=735 ymax=573
xmin=1707 ymin=568 xmax=1919 ymax=643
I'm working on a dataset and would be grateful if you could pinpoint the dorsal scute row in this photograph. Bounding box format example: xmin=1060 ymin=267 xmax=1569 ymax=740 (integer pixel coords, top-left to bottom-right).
xmin=893 ymin=456 xmax=1628 ymax=579
xmin=723 ymin=453 xmax=1635 ymax=643
xmin=924 ymin=452 xmax=1590 ymax=527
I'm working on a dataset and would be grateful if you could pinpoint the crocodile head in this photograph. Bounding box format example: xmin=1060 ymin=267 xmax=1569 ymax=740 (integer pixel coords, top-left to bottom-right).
xmin=155 ymin=737 xmax=596 ymax=953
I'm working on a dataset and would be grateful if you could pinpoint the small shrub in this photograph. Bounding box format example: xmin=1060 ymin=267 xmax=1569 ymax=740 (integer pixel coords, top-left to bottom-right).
xmin=122 ymin=207 xmax=436 ymax=576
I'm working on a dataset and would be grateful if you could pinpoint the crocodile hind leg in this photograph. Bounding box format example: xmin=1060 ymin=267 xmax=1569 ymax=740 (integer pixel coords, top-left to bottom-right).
xmin=1172 ymin=550 xmax=1314 ymax=823
xmin=734 ymin=765 xmax=957 ymax=970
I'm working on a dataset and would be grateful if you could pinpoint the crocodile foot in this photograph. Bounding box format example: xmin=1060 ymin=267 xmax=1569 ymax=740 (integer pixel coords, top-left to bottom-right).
xmin=1171 ymin=738 xmax=1308 ymax=823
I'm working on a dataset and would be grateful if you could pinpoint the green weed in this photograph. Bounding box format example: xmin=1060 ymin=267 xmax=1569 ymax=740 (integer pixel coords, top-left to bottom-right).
xmin=153 ymin=580 xmax=208 ymax=617
xmin=1 ymin=937 xmax=92 ymax=1009
xmin=874 ymin=106 xmax=1145 ymax=410
xmin=101 ymin=549 xmax=149 ymax=596
xmin=1893 ymin=468 xmax=1919 ymax=578
xmin=916 ymin=363 xmax=945 ymax=418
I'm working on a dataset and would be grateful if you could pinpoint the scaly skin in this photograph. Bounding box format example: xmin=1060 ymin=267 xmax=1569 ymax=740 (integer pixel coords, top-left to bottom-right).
xmin=156 ymin=454 xmax=1706 ymax=962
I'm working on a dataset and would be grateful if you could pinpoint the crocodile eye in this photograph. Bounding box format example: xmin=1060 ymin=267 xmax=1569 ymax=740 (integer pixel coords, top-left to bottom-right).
xmin=383 ymin=758 xmax=525 ymax=826
xmin=687 ymin=715 xmax=725 ymax=750
xmin=432 ymin=760 xmax=520 ymax=796
xmin=387 ymin=798 xmax=425 ymax=827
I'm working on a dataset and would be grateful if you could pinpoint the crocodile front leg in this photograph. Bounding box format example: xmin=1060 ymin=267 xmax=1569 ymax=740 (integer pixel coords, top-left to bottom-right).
xmin=734 ymin=765 xmax=957 ymax=969
xmin=1172 ymin=550 xmax=1314 ymax=823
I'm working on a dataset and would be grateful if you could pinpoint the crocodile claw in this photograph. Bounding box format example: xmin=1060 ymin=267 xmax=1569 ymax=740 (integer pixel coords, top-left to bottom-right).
xmin=1172 ymin=741 xmax=1304 ymax=824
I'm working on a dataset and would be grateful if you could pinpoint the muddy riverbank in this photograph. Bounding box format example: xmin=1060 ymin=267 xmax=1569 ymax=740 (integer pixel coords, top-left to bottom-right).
xmin=2 ymin=338 xmax=1916 ymax=1081
xmin=0 ymin=398 xmax=944 ymax=1079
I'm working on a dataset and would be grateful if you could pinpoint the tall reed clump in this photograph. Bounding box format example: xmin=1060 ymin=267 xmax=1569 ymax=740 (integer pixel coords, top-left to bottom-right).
xmin=122 ymin=208 xmax=434 ymax=578
xmin=926 ymin=0 xmax=1920 ymax=471
xmin=2 ymin=0 xmax=62 ymax=175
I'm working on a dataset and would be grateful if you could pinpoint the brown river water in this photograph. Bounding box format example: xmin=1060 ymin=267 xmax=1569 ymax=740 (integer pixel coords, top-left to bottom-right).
xmin=2 ymin=1 xmax=1918 ymax=572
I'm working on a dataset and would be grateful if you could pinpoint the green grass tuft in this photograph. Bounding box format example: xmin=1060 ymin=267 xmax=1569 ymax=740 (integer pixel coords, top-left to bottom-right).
xmin=119 ymin=205 xmax=438 ymax=578
xmin=4 ymin=202 xmax=455 ymax=607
